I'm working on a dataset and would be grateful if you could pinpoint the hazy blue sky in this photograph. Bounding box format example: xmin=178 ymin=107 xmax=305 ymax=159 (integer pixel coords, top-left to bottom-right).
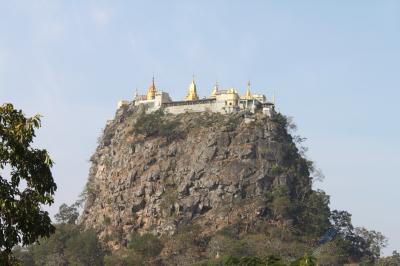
xmin=1 ymin=0 xmax=399 ymax=255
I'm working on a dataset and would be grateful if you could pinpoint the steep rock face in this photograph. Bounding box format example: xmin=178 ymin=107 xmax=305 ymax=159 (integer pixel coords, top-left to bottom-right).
xmin=81 ymin=103 xmax=313 ymax=248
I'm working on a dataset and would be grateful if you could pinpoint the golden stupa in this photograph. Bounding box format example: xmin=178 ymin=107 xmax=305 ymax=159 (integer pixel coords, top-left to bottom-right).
xmin=186 ymin=77 xmax=199 ymax=101
xmin=146 ymin=77 xmax=157 ymax=100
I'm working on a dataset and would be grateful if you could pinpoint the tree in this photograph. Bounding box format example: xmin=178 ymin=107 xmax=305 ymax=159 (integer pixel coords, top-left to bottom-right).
xmin=295 ymin=189 xmax=331 ymax=236
xmin=266 ymin=185 xmax=293 ymax=220
xmin=0 ymin=103 xmax=57 ymax=264
xmin=28 ymin=223 xmax=105 ymax=266
xmin=330 ymin=210 xmax=387 ymax=263
xmin=65 ymin=229 xmax=105 ymax=265
xmin=355 ymin=227 xmax=387 ymax=263
xmin=54 ymin=203 xmax=79 ymax=224
xmin=24 ymin=203 xmax=103 ymax=265
xmin=377 ymin=250 xmax=400 ymax=266
xmin=330 ymin=210 xmax=354 ymax=236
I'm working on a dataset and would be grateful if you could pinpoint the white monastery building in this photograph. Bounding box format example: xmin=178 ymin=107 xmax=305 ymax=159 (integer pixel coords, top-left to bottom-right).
xmin=118 ymin=77 xmax=275 ymax=116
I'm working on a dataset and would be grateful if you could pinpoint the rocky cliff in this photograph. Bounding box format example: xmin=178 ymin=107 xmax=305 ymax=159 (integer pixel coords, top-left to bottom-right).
xmin=81 ymin=103 xmax=329 ymax=263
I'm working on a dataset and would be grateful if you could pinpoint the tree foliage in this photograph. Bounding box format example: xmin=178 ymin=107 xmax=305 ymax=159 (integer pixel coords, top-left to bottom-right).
xmin=64 ymin=229 xmax=105 ymax=266
xmin=15 ymin=203 xmax=105 ymax=266
xmin=376 ymin=250 xmax=400 ymax=266
xmin=127 ymin=233 xmax=163 ymax=258
xmin=103 ymin=249 xmax=143 ymax=266
xmin=198 ymin=254 xmax=316 ymax=266
xmin=54 ymin=203 xmax=79 ymax=224
xmin=103 ymin=233 xmax=164 ymax=266
xmin=329 ymin=210 xmax=387 ymax=264
xmin=28 ymin=224 xmax=104 ymax=266
xmin=0 ymin=103 xmax=57 ymax=264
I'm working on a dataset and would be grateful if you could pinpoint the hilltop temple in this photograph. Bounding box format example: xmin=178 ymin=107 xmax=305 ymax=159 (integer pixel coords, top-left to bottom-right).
xmin=118 ymin=78 xmax=275 ymax=116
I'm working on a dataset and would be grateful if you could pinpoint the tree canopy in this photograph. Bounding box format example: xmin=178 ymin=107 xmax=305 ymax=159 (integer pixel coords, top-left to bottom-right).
xmin=0 ymin=103 xmax=57 ymax=264
xmin=54 ymin=203 xmax=79 ymax=225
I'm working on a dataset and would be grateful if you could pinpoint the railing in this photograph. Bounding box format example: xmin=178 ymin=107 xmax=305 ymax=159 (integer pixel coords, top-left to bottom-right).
xmin=162 ymin=98 xmax=216 ymax=108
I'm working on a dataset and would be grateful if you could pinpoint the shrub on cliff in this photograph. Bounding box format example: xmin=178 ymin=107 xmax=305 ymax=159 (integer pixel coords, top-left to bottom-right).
xmin=103 ymin=233 xmax=164 ymax=266
xmin=128 ymin=233 xmax=164 ymax=258
xmin=132 ymin=109 xmax=181 ymax=139
xmin=104 ymin=249 xmax=144 ymax=266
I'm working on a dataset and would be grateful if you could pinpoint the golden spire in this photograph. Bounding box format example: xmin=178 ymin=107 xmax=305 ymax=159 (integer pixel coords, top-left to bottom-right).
xmin=146 ymin=76 xmax=157 ymax=100
xmin=186 ymin=75 xmax=199 ymax=101
xmin=244 ymin=80 xmax=252 ymax=99
xmin=211 ymin=80 xmax=219 ymax=97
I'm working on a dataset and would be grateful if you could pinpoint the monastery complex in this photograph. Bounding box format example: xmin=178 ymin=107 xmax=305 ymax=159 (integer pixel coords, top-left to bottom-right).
xmin=118 ymin=78 xmax=275 ymax=116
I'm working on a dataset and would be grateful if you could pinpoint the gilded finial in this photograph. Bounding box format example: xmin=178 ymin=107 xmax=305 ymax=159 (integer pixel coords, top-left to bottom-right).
xmin=245 ymin=80 xmax=252 ymax=99
xmin=146 ymin=76 xmax=157 ymax=100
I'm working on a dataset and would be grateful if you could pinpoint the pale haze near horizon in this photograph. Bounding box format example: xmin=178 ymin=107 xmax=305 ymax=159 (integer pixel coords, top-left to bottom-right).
xmin=0 ymin=1 xmax=399 ymax=255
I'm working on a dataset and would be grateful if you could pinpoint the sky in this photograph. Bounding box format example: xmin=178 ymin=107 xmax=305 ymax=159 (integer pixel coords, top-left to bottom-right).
xmin=1 ymin=0 xmax=399 ymax=255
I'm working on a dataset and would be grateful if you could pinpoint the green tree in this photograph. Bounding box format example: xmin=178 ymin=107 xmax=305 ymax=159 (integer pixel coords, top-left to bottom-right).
xmin=29 ymin=223 xmax=77 ymax=265
xmin=0 ymin=103 xmax=57 ymax=264
xmin=266 ymin=185 xmax=293 ymax=220
xmin=26 ymin=204 xmax=104 ymax=265
xmin=289 ymin=189 xmax=331 ymax=238
xmin=330 ymin=210 xmax=353 ymax=236
xmin=65 ymin=229 xmax=105 ymax=265
xmin=54 ymin=203 xmax=79 ymax=224
xmin=330 ymin=210 xmax=387 ymax=263
xmin=29 ymin=223 xmax=104 ymax=266
xmin=377 ymin=250 xmax=400 ymax=266
xmin=355 ymin=227 xmax=387 ymax=264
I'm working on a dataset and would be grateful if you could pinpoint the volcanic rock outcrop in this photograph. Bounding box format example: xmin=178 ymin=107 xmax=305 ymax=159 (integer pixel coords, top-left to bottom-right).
xmin=81 ymin=103 xmax=316 ymax=252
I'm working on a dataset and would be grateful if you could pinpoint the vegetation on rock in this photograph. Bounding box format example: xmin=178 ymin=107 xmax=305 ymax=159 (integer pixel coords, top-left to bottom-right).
xmin=14 ymin=203 xmax=105 ymax=266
